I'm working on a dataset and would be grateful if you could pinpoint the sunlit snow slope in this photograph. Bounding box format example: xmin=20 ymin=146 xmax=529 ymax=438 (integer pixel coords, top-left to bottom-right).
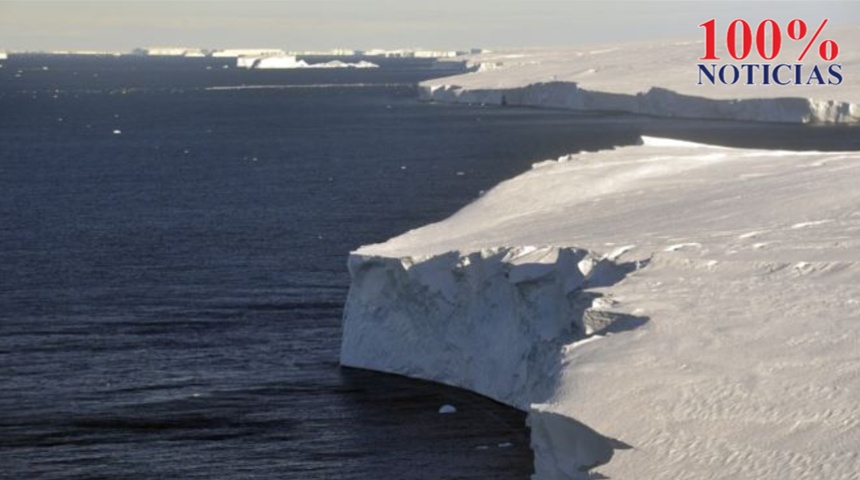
xmin=342 ymin=137 xmax=860 ymax=479
xmin=420 ymin=27 xmax=860 ymax=123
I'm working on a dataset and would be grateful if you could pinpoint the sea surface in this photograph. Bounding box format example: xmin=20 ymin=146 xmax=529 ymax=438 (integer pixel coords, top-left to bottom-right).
xmin=2 ymin=55 xmax=859 ymax=480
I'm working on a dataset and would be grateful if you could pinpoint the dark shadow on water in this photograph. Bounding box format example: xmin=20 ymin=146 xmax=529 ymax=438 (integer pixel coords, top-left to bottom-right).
xmin=640 ymin=118 xmax=860 ymax=151
xmin=612 ymin=114 xmax=860 ymax=152
xmin=337 ymin=367 xmax=534 ymax=480
xmin=2 ymin=368 xmax=533 ymax=479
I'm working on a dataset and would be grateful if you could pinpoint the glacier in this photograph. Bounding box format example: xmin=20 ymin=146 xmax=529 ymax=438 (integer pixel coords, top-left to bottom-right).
xmin=341 ymin=136 xmax=860 ymax=479
xmin=419 ymin=27 xmax=860 ymax=123
xmin=341 ymin=24 xmax=860 ymax=479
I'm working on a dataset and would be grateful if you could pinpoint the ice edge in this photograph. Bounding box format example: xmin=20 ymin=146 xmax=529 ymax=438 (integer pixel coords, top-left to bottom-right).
xmin=418 ymin=81 xmax=860 ymax=124
xmin=340 ymin=246 xmax=648 ymax=477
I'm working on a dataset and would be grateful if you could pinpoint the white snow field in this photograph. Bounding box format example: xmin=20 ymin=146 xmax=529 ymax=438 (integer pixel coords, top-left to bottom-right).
xmin=341 ymin=137 xmax=860 ymax=479
xmin=420 ymin=27 xmax=860 ymax=123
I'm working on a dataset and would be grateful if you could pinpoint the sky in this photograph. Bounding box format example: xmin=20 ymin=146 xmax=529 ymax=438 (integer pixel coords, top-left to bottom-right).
xmin=1 ymin=1 xmax=858 ymax=52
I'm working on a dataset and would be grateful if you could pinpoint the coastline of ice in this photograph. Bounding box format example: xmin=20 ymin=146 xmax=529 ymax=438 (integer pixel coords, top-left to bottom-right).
xmin=341 ymin=137 xmax=860 ymax=478
xmin=419 ymin=27 xmax=860 ymax=124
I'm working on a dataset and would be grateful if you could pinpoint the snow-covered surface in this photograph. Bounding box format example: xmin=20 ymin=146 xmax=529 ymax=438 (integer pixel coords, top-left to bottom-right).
xmin=341 ymin=137 xmax=860 ymax=478
xmin=420 ymin=27 xmax=860 ymax=123
xmin=237 ymin=55 xmax=378 ymax=69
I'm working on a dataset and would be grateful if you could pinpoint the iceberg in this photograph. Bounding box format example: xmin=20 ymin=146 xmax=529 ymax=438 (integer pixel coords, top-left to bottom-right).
xmin=237 ymin=55 xmax=305 ymax=69
xmin=237 ymin=55 xmax=378 ymax=70
xmin=341 ymin=137 xmax=860 ymax=479
xmin=420 ymin=27 xmax=860 ymax=123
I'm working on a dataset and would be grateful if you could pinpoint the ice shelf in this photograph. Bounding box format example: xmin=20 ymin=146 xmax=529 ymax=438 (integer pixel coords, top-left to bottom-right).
xmin=341 ymin=137 xmax=860 ymax=479
xmin=419 ymin=27 xmax=860 ymax=123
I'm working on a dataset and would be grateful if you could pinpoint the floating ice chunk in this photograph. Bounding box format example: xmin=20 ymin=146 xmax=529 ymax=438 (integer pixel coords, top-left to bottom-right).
xmin=238 ymin=55 xmax=379 ymax=70
xmin=438 ymin=404 xmax=457 ymax=414
xmin=112 ymin=129 xmax=122 ymax=135
xmin=498 ymin=442 xmax=513 ymax=448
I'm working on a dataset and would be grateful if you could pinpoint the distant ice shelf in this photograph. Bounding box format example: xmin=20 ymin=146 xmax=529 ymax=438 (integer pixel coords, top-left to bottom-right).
xmin=341 ymin=137 xmax=860 ymax=479
xmin=419 ymin=27 xmax=860 ymax=123
xmin=237 ymin=55 xmax=378 ymax=70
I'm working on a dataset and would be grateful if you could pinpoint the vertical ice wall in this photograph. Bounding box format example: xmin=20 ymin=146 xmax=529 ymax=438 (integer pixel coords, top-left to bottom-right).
xmin=341 ymin=246 xmax=645 ymax=476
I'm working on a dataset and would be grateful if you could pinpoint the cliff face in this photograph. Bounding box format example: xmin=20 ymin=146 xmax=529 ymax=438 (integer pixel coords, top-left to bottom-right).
xmin=418 ymin=28 xmax=860 ymax=123
xmin=341 ymin=138 xmax=860 ymax=479
xmin=341 ymin=246 xmax=641 ymax=410
xmin=420 ymin=82 xmax=859 ymax=123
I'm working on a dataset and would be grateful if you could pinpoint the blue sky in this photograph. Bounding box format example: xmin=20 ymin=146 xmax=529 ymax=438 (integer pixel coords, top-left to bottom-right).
xmin=1 ymin=1 xmax=857 ymax=52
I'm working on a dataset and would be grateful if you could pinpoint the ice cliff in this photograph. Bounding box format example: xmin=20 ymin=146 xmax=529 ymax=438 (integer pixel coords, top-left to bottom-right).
xmin=341 ymin=137 xmax=860 ymax=479
xmin=341 ymin=246 xmax=641 ymax=410
xmin=419 ymin=27 xmax=860 ymax=123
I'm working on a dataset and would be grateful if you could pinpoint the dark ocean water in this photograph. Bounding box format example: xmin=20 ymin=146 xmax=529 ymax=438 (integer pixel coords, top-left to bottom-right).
xmin=1 ymin=55 xmax=859 ymax=480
